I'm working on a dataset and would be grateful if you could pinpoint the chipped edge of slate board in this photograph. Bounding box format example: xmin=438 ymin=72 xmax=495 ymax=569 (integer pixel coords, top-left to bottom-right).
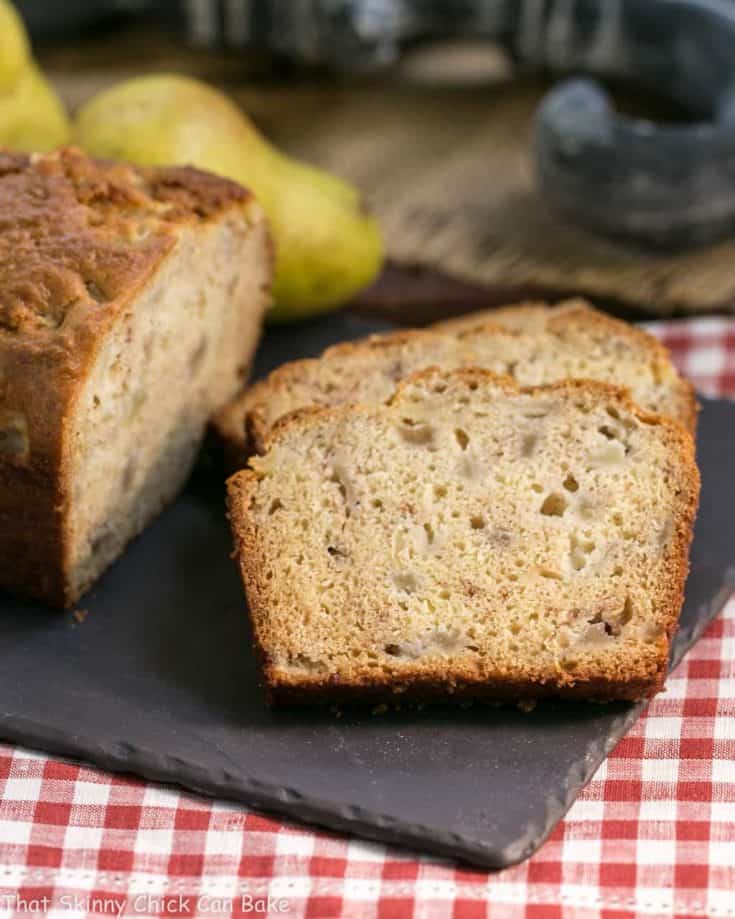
xmin=1 ymin=564 xmax=733 ymax=870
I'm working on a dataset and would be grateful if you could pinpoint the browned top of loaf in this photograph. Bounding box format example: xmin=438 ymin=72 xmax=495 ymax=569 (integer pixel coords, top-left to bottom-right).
xmin=0 ymin=147 xmax=252 ymax=338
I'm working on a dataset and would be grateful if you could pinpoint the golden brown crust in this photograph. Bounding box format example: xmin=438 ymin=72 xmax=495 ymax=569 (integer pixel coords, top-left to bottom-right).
xmin=212 ymin=327 xmax=450 ymax=464
xmin=0 ymin=147 xmax=258 ymax=606
xmin=214 ymin=299 xmax=698 ymax=469
xmin=440 ymin=300 xmax=699 ymax=435
xmin=211 ymin=327 xmax=451 ymax=465
xmin=262 ymin=668 xmax=660 ymax=706
xmin=432 ymin=300 xmax=554 ymax=334
xmin=227 ymin=370 xmax=700 ymax=706
xmin=0 ymin=147 xmax=251 ymax=335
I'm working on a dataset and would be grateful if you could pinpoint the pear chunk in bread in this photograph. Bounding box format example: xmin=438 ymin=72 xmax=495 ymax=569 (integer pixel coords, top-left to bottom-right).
xmin=227 ymin=369 xmax=699 ymax=705
xmin=0 ymin=148 xmax=272 ymax=607
xmin=214 ymin=299 xmax=696 ymax=466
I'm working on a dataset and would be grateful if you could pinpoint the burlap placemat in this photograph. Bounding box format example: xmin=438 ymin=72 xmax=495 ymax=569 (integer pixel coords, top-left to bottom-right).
xmin=265 ymin=78 xmax=735 ymax=317
xmin=47 ymin=32 xmax=735 ymax=317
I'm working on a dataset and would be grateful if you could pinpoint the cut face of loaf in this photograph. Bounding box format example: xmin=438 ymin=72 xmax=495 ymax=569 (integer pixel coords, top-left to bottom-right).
xmin=227 ymin=370 xmax=699 ymax=705
xmin=0 ymin=148 xmax=272 ymax=606
xmin=213 ymin=299 xmax=696 ymax=466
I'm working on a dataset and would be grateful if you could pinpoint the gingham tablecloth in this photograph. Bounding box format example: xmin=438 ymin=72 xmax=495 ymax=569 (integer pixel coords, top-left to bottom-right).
xmin=1 ymin=317 xmax=734 ymax=919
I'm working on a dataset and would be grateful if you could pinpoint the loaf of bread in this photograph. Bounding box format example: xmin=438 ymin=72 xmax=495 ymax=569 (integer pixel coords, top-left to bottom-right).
xmin=227 ymin=369 xmax=699 ymax=705
xmin=0 ymin=148 xmax=272 ymax=606
xmin=214 ymin=300 xmax=696 ymax=466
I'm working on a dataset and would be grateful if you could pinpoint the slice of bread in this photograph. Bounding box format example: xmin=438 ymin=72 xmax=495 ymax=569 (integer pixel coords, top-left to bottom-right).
xmin=227 ymin=369 xmax=699 ymax=705
xmin=439 ymin=300 xmax=696 ymax=430
xmin=216 ymin=328 xmax=466 ymax=461
xmin=0 ymin=148 xmax=272 ymax=607
xmin=213 ymin=300 xmax=696 ymax=467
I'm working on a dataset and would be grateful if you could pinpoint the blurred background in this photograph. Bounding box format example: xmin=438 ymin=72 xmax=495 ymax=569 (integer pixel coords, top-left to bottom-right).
xmin=7 ymin=0 xmax=735 ymax=323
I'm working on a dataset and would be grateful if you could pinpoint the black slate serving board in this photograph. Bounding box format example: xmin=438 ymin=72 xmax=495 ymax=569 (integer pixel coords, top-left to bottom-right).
xmin=0 ymin=314 xmax=733 ymax=870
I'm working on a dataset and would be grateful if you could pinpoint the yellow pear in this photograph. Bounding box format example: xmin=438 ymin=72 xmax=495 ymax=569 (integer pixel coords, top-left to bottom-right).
xmin=0 ymin=0 xmax=30 ymax=91
xmin=0 ymin=62 xmax=71 ymax=152
xmin=0 ymin=1 xmax=70 ymax=151
xmin=74 ymin=74 xmax=383 ymax=319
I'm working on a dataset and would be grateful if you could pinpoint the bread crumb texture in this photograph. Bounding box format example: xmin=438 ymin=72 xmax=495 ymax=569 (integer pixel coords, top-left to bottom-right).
xmin=214 ymin=299 xmax=697 ymax=463
xmin=228 ymin=369 xmax=699 ymax=705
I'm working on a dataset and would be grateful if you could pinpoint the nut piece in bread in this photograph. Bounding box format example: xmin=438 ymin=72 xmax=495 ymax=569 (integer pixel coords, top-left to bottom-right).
xmin=214 ymin=299 xmax=696 ymax=467
xmin=227 ymin=369 xmax=699 ymax=705
xmin=0 ymin=147 xmax=272 ymax=606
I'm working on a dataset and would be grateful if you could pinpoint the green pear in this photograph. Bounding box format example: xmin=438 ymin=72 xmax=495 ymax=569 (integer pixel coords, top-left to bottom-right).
xmin=0 ymin=0 xmax=70 ymax=151
xmin=0 ymin=63 xmax=71 ymax=152
xmin=0 ymin=0 xmax=30 ymax=91
xmin=74 ymin=74 xmax=383 ymax=320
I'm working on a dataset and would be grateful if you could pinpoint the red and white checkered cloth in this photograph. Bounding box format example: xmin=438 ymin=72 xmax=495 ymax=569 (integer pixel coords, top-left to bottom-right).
xmin=0 ymin=317 xmax=733 ymax=919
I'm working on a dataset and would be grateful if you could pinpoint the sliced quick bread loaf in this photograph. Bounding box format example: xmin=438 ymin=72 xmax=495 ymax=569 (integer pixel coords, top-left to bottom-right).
xmin=214 ymin=300 xmax=696 ymax=466
xmin=227 ymin=369 xmax=699 ymax=705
